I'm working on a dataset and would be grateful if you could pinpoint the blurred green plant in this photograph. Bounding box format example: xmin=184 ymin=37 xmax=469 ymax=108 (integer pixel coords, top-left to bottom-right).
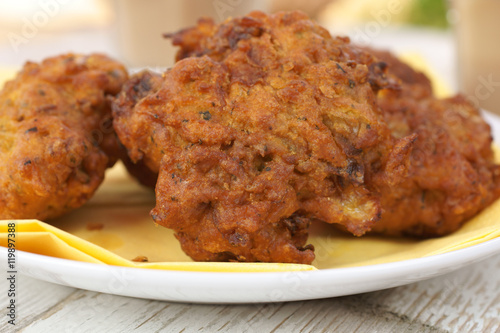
xmin=408 ymin=0 xmax=449 ymax=28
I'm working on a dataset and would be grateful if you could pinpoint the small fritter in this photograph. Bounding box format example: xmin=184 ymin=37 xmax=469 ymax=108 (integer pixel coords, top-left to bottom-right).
xmin=113 ymin=11 xmax=417 ymax=264
xmin=113 ymin=70 xmax=163 ymax=189
xmin=370 ymin=49 xmax=500 ymax=236
xmin=0 ymin=54 xmax=128 ymax=220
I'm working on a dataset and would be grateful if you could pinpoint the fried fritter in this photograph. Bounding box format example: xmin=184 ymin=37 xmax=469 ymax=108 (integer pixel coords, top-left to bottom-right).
xmin=113 ymin=11 xmax=418 ymax=264
xmin=115 ymin=11 xmax=500 ymax=263
xmin=0 ymin=53 xmax=128 ymax=220
xmin=370 ymin=49 xmax=500 ymax=236
xmin=113 ymin=70 xmax=162 ymax=189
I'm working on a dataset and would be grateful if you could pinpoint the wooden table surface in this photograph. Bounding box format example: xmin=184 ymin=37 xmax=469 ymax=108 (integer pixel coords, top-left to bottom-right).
xmin=1 ymin=12 xmax=500 ymax=333
xmin=1 ymin=253 xmax=499 ymax=332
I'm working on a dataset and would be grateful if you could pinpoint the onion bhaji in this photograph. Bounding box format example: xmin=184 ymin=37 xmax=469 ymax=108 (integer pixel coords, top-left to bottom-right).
xmin=0 ymin=53 xmax=128 ymax=220
xmin=369 ymin=49 xmax=500 ymax=236
xmin=113 ymin=11 xmax=500 ymax=263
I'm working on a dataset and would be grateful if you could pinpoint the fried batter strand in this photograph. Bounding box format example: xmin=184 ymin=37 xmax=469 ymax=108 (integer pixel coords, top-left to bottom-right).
xmin=0 ymin=53 xmax=128 ymax=220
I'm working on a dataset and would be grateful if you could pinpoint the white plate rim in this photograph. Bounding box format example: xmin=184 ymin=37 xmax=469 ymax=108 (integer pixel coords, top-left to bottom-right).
xmin=2 ymin=235 xmax=500 ymax=304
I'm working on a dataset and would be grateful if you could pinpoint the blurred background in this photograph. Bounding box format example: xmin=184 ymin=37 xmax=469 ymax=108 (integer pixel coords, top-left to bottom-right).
xmin=0 ymin=0 xmax=499 ymax=112
xmin=0 ymin=0 xmax=451 ymax=67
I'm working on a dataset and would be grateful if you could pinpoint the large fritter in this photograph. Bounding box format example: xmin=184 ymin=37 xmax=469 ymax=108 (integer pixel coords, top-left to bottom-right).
xmin=113 ymin=11 xmax=499 ymax=263
xmin=113 ymin=11 xmax=413 ymax=264
xmin=0 ymin=54 xmax=128 ymax=220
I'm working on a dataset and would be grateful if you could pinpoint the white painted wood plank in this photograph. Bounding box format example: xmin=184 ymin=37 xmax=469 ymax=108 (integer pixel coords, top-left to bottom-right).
xmin=17 ymin=285 xmax=446 ymax=332
xmin=0 ymin=275 xmax=76 ymax=332
xmin=22 ymin=291 xmax=164 ymax=333
xmin=367 ymin=253 xmax=500 ymax=333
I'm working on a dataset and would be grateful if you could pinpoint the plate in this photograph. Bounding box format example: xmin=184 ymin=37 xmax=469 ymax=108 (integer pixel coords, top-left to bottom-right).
xmin=3 ymin=110 xmax=500 ymax=304
xmin=2 ymin=237 xmax=500 ymax=304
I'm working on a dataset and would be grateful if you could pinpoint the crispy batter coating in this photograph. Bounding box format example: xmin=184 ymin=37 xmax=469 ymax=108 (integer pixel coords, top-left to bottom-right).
xmin=0 ymin=53 xmax=128 ymax=220
xmin=113 ymin=70 xmax=162 ymax=188
xmin=370 ymin=49 xmax=500 ymax=236
xmin=113 ymin=11 xmax=418 ymax=263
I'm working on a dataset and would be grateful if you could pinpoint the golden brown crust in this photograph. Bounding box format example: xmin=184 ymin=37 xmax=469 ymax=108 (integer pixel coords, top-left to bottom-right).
xmin=0 ymin=53 xmax=128 ymax=220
